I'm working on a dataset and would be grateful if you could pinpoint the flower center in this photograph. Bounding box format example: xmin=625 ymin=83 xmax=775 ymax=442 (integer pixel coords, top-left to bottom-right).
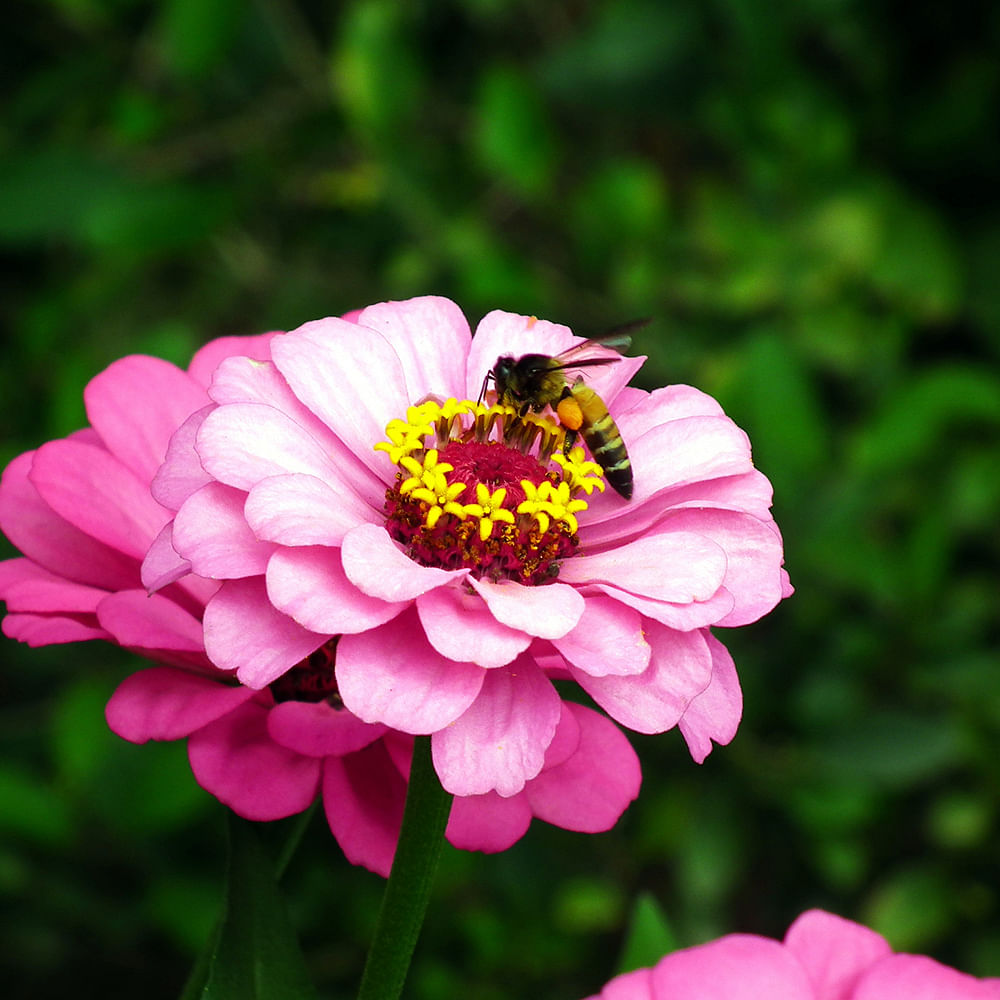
xmin=376 ymin=398 xmax=607 ymax=584
xmin=270 ymin=639 xmax=342 ymax=704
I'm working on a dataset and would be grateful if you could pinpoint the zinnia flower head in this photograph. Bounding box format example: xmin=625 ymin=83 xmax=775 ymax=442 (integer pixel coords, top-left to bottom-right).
xmin=0 ymin=325 xmax=640 ymax=876
xmin=585 ymin=909 xmax=1000 ymax=999
xmin=145 ymin=295 xmax=791 ymax=800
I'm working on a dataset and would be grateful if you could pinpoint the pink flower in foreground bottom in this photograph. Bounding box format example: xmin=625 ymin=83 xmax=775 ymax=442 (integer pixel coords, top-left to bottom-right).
xmin=148 ymin=295 xmax=791 ymax=799
xmin=586 ymin=910 xmax=1000 ymax=1000
xmin=0 ymin=331 xmax=640 ymax=876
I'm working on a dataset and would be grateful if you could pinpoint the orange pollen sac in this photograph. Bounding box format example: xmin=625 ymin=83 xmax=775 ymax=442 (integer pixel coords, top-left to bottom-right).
xmin=556 ymin=396 xmax=584 ymax=431
xmin=383 ymin=439 xmax=579 ymax=585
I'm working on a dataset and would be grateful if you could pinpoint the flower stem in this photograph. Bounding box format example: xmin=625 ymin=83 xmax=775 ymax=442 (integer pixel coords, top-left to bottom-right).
xmin=356 ymin=735 xmax=453 ymax=1000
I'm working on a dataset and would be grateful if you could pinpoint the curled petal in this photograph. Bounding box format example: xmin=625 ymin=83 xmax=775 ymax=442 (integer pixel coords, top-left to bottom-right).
xmin=677 ymin=634 xmax=743 ymax=763
xmin=553 ymin=595 xmax=651 ymax=677
xmin=468 ymin=576 xmax=584 ymax=639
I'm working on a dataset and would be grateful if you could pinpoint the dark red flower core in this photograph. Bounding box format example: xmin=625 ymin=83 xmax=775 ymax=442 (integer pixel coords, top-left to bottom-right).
xmin=270 ymin=639 xmax=342 ymax=704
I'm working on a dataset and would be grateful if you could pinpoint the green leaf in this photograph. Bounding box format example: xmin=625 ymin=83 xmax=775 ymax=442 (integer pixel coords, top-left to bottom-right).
xmin=199 ymin=815 xmax=318 ymax=1000
xmin=617 ymin=892 xmax=678 ymax=975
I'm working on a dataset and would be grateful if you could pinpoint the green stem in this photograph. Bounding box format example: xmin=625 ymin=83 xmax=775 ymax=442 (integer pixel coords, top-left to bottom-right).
xmin=356 ymin=735 xmax=453 ymax=1000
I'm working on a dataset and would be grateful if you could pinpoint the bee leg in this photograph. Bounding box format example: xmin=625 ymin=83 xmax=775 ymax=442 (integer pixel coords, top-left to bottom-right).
xmin=563 ymin=428 xmax=578 ymax=451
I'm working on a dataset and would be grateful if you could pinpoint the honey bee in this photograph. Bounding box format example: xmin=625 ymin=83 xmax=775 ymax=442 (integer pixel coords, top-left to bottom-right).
xmin=482 ymin=328 xmax=638 ymax=500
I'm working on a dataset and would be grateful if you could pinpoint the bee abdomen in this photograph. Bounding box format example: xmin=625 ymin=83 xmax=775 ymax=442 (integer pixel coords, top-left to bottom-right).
xmin=573 ymin=391 xmax=633 ymax=500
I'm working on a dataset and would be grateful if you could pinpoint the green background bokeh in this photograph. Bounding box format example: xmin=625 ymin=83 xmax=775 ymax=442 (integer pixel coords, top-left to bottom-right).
xmin=2 ymin=1 xmax=999 ymax=997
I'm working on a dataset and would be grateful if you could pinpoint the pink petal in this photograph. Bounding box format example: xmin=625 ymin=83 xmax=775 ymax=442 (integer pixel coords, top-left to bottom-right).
xmin=431 ymin=656 xmax=561 ymax=797
xmin=150 ymin=406 xmax=215 ymax=510
xmin=245 ymin=473 xmax=374 ymax=546
xmin=651 ymin=509 xmax=787 ymax=627
xmin=270 ymin=317 xmax=408 ymax=479
xmin=341 ymin=523 xmax=467 ymax=601
xmin=267 ymin=700 xmax=386 ymax=757
xmin=105 ymin=666 xmax=256 ymax=742
xmin=678 ymin=634 xmax=743 ymax=763
xmin=468 ymin=576 xmax=584 ymax=639
xmin=195 ymin=402 xmax=342 ymax=492
xmin=552 ymin=595 xmax=651 ymax=677
xmin=0 ymin=557 xmax=105 ymax=613
xmin=322 ymin=741 xmax=407 ymax=878
xmin=558 ymin=532 xmax=727 ymax=605
xmin=188 ymin=700 xmax=321 ymax=821
xmin=416 ymin=584 xmax=531 ymax=669
xmin=0 ymin=451 xmax=137 ymax=590
xmin=853 ymin=955 xmax=999 ymax=1000
xmin=650 ymin=935 xmax=814 ymax=999
xmin=2 ymin=613 xmax=108 ymax=645
xmin=84 ymin=355 xmax=208 ymax=484
xmin=616 ymin=384 xmax=726 ymax=438
xmin=446 ymin=790 xmax=533 ymax=853
xmin=525 ymin=703 xmax=641 ymax=831
xmin=336 ymin=611 xmax=485 ymax=734
xmin=141 ymin=523 xmax=192 ymax=592
xmin=30 ymin=439 xmax=168 ymax=560
xmin=592 ymin=583 xmax=735 ymax=631
xmin=356 ymin=297 xmax=471 ymax=400
xmin=203 ymin=578 xmax=329 ymax=688
xmin=173 ymin=482 xmax=275 ymax=578
xmin=571 ymin=624 xmax=712 ymax=734
xmin=783 ymin=909 xmax=890 ymax=999
xmin=96 ymin=590 xmax=205 ymax=654
xmin=186 ymin=332 xmax=277 ymax=388
xmin=266 ymin=545 xmax=407 ymax=634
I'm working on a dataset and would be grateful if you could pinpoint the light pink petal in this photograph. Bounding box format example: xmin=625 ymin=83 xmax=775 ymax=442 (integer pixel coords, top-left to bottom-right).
xmin=416 ymin=584 xmax=531 ymax=669
xmin=208 ymin=354 xmax=388 ymax=509
xmin=0 ymin=451 xmax=137 ymax=590
xmin=150 ymin=406 xmax=215 ymax=510
xmin=0 ymin=557 xmax=105 ymax=613
xmin=30 ymin=439 xmax=168 ymax=560
xmin=341 ymin=523 xmax=467 ymax=601
xmin=431 ymin=656 xmax=561 ymax=797
xmin=784 ymin=909 xmax=890 ymax=1000
xmin=584 ymin=967 xmax=655 ymax=1000
xmin=558 ymin=532 xmax=727 ymax=605
xmin=186 ymin=332 xmax=277 ymax=387
xmin=270 ymin=317 xmax=408 ymax=478
xmin=616 ymin=384 xmax=726 ymax=439
xmin=96 ymin=589 xmax=207 ymax=660
xmin=105 ymin=666 xmax=256 ymax=742
xmin=571 ymin=624 xmax=713 ymax=734
xmin=651 ymin=510 xmax=787 ymax=626
xmin=336 ymin=611 xmax=485 ymax=734
xmin=83 ymin=355 xmax=209 ymax=483
xmin=203 ymin=578 xmax=329 ymax=688
xmin=188 ymin=700 xmax=321 ymax=821
xmin=853 ymin=954 xmax=998 ymax=1000
xmin=356 ymin=297 xmax=471 ymax=400
xmin=467 ymin=576 xmax=584 ymax=639
xmin=2 ymin=613 xmax=108 ymax=645
xmin=592 ymin=583 xmax=735 ymax=631
xmin=266 ymin=545 xmax=407 ymax=634
xmin=141 ymin=523 xmax=192 ymax=592
xmin=245 ymin=473 xmax=374 ymax=546
xmin=267 ymin=700 xmax=386 ymax=757
xmin=678 ymin=634 xmax=743 ymax=763
xmin=650 ymin=935 xmax=814 ymax=999
xmin=446 ymin=790 xmax=533 ymax=853
xmin=172 ymin=482 xmax=274 ymax=579
xmin=525 ymin=703 xmax=640 ymax=831
xmin=322 ymin=741 xmax=406 ymax=878
xmin=552 ymin=595 xmax=651 ymax=677
xmin=195 ymin=402 xmax=343 ymax=492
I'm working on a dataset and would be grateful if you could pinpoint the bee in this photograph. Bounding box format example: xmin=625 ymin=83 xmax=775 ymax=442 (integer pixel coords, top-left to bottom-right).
xmin=482 ymin=327 xmax=640 ymax=500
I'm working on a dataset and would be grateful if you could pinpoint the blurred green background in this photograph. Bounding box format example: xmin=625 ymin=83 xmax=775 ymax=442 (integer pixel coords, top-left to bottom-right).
xmin=3 ymin=0 xmax=1000 ymax=997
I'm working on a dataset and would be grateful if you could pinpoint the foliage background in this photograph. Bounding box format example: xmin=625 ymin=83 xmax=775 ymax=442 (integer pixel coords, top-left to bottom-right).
xmin=2 ymin=1 xmax=999 ymax=997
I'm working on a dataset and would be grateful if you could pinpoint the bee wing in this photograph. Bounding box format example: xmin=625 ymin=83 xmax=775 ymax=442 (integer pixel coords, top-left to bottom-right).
xmin=550 ymin=319 xmax=648 ymax=366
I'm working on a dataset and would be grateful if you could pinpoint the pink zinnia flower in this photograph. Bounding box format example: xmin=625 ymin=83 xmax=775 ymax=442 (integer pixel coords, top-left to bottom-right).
xmin=0 ymin=330 xmax=640 ymax=876
xmin=585 ymin=909 xmax=1000 ymax=999
xmin=146 ymin=295 xmax=791 ymax=799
